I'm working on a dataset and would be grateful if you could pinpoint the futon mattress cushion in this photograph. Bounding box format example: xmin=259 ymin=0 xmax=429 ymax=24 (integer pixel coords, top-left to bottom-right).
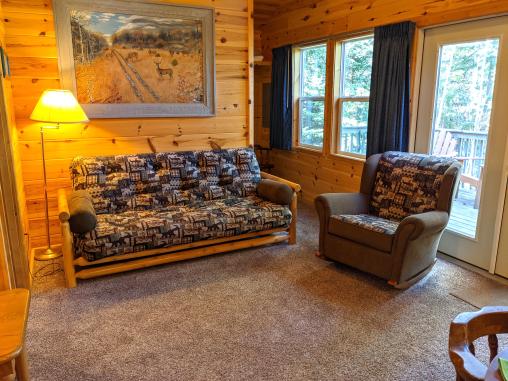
xmin=73 ymin=195 xmax=291 ymax=261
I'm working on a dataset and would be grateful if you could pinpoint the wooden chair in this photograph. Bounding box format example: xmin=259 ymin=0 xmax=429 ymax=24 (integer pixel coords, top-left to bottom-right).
xmin=0 ymin=289 xmax=30 ymax=381
xmin=433 ymin=129 xmax=458 ymax=158
xmin=449 ymin=306 xmax=508 ymax=381
xmin=254 ymin=144 xmax=274 ymax=172
xmin=432 ymin=130 xmax=483 ymax=209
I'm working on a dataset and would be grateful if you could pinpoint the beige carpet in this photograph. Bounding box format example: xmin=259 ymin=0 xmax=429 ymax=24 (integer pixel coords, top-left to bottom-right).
xmin=28 ymin=203 xmax=507 ymax=381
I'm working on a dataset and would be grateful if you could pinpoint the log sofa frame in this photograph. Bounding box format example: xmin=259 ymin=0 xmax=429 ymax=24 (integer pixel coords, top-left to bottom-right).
xmin=58 ymin=172 xmax=301 ymax=288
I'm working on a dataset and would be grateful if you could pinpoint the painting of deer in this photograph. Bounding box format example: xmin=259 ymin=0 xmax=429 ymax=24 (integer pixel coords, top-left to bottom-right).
xmin=153 ymin=56 xmax=173 ymax=78
xmin=154 ymin=61 xmax=173 ymax=78
xmin=55 ymin=0 xmax=215 ymax=117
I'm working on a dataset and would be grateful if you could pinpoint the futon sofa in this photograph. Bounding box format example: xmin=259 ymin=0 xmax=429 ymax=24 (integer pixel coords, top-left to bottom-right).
xmin=58 ymin=147 xmax=300 ymax=287
xmin=315 ymin=151 xmax=461 ymax=288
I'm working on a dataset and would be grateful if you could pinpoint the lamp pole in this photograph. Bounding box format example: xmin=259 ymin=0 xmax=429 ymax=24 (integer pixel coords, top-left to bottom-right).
xmin=29 ymin=90 xmax=88 ymax=260
xmin=36 ymin=124 xmax=61 ymax=260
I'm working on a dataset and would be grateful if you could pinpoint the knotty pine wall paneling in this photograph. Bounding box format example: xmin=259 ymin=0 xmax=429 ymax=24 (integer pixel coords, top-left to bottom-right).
xmin=0 ymin=1 xmax=29 ymax=280
xmin=258 ymin=0 xmax=508 ymax=203
xmin=253 ymin=63 xmax=271 ymax=148
xmin=4 ymin=0 xmax=253 ymax=248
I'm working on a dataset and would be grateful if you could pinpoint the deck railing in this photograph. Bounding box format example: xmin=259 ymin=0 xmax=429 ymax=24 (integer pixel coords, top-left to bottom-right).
xmin=340 ymin=126 xmax=367 ymax=154
xmin=434 ymin=128 xmax=488 ymax=179
xmin=340 ymin=126 xmax=487 ymax=180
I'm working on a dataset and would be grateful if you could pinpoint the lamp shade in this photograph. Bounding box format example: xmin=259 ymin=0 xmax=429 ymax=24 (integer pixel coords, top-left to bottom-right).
xmin=30 ymin=89 xmax=89 ymax=123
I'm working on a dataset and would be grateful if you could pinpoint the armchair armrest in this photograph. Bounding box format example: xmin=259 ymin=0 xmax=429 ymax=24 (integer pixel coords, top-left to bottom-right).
xmin=389 ymin=210 xmax=450 ymax=287
xmin=314 ymin=193 xmax=370 ymax=256
xmin=261 ymin=171 xmax=301 ymax=193
xmin=58 ymin=188 xmax=70 ymax=223
xmin=397 ymin=211 xmax=449 ymax=240
xmin=314 ymin=193 xmax=370 ymax=219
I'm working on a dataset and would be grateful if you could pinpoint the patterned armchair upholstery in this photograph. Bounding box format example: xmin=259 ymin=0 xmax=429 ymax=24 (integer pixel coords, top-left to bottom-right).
xmin=315 ymin=151 xmax=461 ymax=288
xmin=69 ymin=148 xmax=292 ymax=262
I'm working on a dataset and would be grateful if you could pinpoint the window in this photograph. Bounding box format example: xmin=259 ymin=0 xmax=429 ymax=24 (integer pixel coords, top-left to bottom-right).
xmin=293 ymin=35 xmax=373 ymax=157
xmin=296 ymin=44 xmax=327 ymax=149
xmin=335 ymin=36 xmax=374 ymax=156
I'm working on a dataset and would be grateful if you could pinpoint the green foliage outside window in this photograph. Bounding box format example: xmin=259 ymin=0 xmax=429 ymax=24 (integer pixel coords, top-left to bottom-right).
xmin=342 ymin=37 xmax=373 ymax=97
xmin=434 ymin=39 xmax=499 ymax=133
xmin=297 ymin=37 xmax=374 ymax=153
xmin=339 ymin=37 xmax=373 ymax=155
xmin=300 ymin=45 xmax=327 ymax=147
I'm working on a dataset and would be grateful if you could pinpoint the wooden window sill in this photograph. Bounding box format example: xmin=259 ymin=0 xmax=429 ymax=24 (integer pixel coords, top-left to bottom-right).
xmin=293 ymin=146 xmax=323 ymax=155
xmin=330 ymin=152 xmax=366 ymax=163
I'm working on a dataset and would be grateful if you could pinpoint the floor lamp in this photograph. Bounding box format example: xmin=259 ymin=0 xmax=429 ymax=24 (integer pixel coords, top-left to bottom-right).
xmin=29 ymin=90 xmax=89 ymax=261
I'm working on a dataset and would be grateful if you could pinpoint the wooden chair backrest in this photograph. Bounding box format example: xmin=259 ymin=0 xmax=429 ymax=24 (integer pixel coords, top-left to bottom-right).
xmin=433 ymin=130 xmax=458 ymax=157
xmin=449 ymin=306 xmax=508 ymax=381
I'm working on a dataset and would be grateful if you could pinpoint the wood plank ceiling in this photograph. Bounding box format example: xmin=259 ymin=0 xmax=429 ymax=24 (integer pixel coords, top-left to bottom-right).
xmin=254 ymin=0 xmax=296 ymax=28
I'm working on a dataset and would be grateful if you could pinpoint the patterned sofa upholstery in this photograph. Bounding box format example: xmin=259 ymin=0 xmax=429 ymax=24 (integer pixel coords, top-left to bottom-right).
xmin=69 ymin=148 xmax=292 ymax=262
xmin=315 ymin=151 xmax=461 ymax=289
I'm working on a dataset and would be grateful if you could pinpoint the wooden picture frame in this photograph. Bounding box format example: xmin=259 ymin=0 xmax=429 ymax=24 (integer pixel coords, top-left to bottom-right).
xmin=53 ymin=0 xmax=216 ymax=118
xmin=0 ymin=47 xmax=5 ymax=78
xmin=0 ymin=47 xmax=8 ymax=78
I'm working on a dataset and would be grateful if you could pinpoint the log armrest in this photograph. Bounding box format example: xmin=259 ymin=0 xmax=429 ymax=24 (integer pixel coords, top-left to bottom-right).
xmin=397 ymin=211 xmax=449 ymax=240
xmin=57 ymin=188 xmax=77 ymax=288
xmin=260 ymin=172 xmax=300 ymax=245
xmin=260 ymin=171 xmax=301 ymax=193
xmin=58 ymin=188 xmax=70 ymax=222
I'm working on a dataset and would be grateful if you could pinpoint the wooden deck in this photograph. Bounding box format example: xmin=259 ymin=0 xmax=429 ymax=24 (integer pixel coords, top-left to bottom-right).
xmin=448 ymin=187 xmax=479 ymax=238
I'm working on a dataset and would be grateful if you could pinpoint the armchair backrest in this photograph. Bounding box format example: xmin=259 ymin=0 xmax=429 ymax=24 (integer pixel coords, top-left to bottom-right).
xmin=69 ymin=147 xmax=261 ymax=214
xmin=361 ymin=151 xmax=461 ymax=221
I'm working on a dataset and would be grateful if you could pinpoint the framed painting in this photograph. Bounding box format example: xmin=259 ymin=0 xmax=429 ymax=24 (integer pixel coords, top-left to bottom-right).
xmin=53 ymin=0 xmax=215 ymax=118
xmin=0 ymin=47 xmax=5 ymax=78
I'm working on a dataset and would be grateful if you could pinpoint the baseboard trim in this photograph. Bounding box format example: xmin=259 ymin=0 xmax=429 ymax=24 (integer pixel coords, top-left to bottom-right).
xmin=437 ymin=251 xmax=508 ymax=286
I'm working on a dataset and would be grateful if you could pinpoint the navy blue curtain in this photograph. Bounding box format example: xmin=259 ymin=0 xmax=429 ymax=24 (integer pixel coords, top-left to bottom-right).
xmin=270 ymin=45 xmax=293 ymax=150
xmin=366 ymin=21 xmax=415 ymax=157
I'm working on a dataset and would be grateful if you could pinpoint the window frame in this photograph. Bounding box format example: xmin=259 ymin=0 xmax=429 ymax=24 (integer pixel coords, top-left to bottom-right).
xmin=294 ymin=42 xmax=328 ymax=151
xmin=333 ymin=34 xmax=374 ymax=159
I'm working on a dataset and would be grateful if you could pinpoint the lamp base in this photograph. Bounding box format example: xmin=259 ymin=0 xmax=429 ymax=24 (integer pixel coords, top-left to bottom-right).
xmin=34 ymin=247 xmax=62 ymax=261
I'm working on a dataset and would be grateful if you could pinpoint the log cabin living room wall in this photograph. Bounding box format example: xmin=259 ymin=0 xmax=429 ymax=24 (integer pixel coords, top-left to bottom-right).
xmin=3 ymin=0 xmax=253 ymax=250
xmin=0 ymin=0 xmax=30 ymax=281
xmin=255 ymin=0 xmax=508 ymax=203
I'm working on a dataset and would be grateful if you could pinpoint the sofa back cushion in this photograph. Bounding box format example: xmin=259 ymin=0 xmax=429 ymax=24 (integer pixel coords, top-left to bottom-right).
xmin=370 ymin=151 xmax=457 ymax=221
xmin=70 ymin=156 xmax=133 ymax=214
xmin=70 ymin=148 xmax=260 ymax=213
xmin=154 ymin=151 xmax=201 ymax=206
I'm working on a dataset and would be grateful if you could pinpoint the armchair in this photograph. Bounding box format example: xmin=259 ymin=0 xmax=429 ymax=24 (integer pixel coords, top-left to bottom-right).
xmin=315 ymin=151 xmax=461 ymax=288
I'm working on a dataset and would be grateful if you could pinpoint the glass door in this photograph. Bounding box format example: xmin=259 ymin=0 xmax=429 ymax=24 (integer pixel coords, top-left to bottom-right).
xmin=415 ymin=17 xmax=508 ymax=269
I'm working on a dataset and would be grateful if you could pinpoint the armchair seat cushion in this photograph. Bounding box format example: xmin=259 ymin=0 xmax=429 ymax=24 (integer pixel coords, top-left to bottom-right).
xmin=74 ymin=195 xmax=291 ymax=262
xmin=328 ymin=214 xmax=399 ymax=253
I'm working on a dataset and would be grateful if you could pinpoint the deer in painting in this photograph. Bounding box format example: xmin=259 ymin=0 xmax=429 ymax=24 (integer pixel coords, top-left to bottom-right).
xmin=153 ymin=56 xmax=173 ymax=79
